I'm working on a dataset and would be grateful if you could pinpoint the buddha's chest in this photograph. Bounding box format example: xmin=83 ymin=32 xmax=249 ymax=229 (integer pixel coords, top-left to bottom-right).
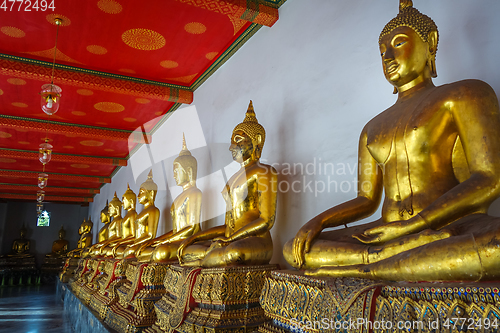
xmin=172 ymin=197 xmax=189 ymax=232
xmin=228 ymin=174 xmax=259 ymax=214
xmin=366 ymin=102 xmax=454 ymax=165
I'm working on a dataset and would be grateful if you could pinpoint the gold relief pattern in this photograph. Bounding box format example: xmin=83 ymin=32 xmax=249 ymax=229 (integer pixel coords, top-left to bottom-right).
xmin=160 ymin=60 xmax=178 ymax=69
xmin=0 ymin=88 xmax=3 ymax=95
xmin=228 ymin=16 xmax=247 ymax=35
xmin=24 ymin=47 xmax=82 ymax=64
xmin=76 ymin=89 xmax=93 ymax=96
xmin=86 ymin=45 xmax=108 ymax=55
xmin=122 ymin=29 xmax=166 ymax=51
xmin=46 ymin=14 xmax=71 ymax=26
xmin=135 ymin=98 xmax=150 ymax=104
xmin=1 ymin=26 xmax=25 ymax=38
xmin=0 ymin=131 xmax=12 ymax=138
xmin=7 ymin=78 xmax=26 ymax=85
xmin=59 ymin=258 xmax=80 ymax=283
xmin=71 ymin=111 xmax=86 ymax=116
xmin=205 ymin=52 xmax=218 ymax=60
xmin=97 ymin=0 xmax=123 ymax=14
xmin=184 ymin=22 xmax=207 ymax=35
xmin=94 ymin=101 xmax=125 ymax=113
xmin=80 ymin=140 xmax=104 ymax=146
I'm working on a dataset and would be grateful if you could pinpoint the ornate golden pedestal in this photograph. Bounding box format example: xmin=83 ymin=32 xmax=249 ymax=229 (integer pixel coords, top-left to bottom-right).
xmin=147 ymin=264 xmax=278 ymax=333
xmin=59 ymin=258 xmax=80 ymax=283
xmin=89 ymin=258 xmax=132 ymax=320
xmin=259 ymin=271 xmax=500 ymax=333
xmin=71 ymin=258 xmax=105 ymax=300
xmin=105 ymin=261 xmax=170 ymax=332
xmin=68 ymin=258 xmax=91 ymax=290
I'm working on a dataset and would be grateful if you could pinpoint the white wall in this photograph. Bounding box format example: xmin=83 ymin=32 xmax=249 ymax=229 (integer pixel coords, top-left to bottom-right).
xmin=89 ymin=0 xmax=500 ymax=268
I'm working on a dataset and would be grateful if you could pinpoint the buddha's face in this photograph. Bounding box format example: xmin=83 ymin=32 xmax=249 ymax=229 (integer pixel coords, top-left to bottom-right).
xmin=138 ymin=188 xmax=152 ymax=205
xmin=173 ymin=162 xmax=189 ymax=186
xmin=109 ymin=204 xmax=119 ymax=216
xmin=122 ymin=196 xmax=132 ymax=210
xmin=59 ymin=231 xmax=65 ymax=239
xmin=230 ymin=130 xmax=254 ymax=163
xmin=100 ymin=211 xmax=108 ymax=223
xmin=379 ymin=26 xmax=430 ymax=88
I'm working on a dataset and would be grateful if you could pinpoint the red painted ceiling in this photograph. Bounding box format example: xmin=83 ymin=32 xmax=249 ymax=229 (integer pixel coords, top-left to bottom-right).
xmin=0 ymin=0 xmax=282 ymax=204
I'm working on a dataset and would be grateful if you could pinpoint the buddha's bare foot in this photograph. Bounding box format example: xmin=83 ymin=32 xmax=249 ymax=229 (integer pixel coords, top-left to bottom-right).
xmin=305 ymin=264 xmax=372 ymax=279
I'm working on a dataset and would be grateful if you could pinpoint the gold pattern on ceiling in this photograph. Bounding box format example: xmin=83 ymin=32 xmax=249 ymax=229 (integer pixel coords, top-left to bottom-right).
xmin=135 ymin=98 xmax=150 ymax=104
xmin=121 ymin=29 xmax=166 ymax=51
xmin=94 ymin=102 xmax=125 ymax=113
xmin=97 ymin=0 xmax=123 ymax=14
xmin=77 ymin=89 xmax=94 ymax=96
xmin=7 ymin=78 xmax=26 ymax=85
xmin=165 ymin=73 xmax=198 ymax=84
xmin=24 ymin=47 xmax=83 ymax=64
xmin=87 ymin=45 xmax=108 ymax=55
xmin=1 ymin=26 xmax=26 ymax=38
xmin=80 ymin=140 xmax=104 ymax=147
xmin=11 ymin=102 xmax=28 ymax=108
xmin=184 ymin=22 xmax=206 ymax=34
xmin=160 ymin=60 xmax=179 ymax=69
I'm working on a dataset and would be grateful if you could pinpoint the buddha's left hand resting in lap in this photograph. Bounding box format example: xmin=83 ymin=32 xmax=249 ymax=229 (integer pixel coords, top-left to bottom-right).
xmin=177 ymin=101 xmax=278 ymax=267
xmin=283 ymin=0 xmax=500 ymax=282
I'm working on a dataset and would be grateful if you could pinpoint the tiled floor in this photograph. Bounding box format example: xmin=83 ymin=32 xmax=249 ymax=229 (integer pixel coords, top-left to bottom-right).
xmin=0 ymin=284 xmax=71 ymax=333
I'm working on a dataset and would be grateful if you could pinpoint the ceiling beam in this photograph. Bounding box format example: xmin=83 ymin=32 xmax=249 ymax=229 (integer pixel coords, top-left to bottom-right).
xmin=0 ymin=184 xmax=100 ymax=195
xmin=176 ymin=0 xmax=279 ymax=27
xmin=0 ymin=115 xmax=151 ymax=144
xmin=0 ymin=148 xmax=127 ymax=166
xmin=0 ymin=170 xmax=111 ymax=183
xmin=0 ymin=55 xmax=193 ymax=104
xmin=0 ymin=193 xmax=93 ymax=203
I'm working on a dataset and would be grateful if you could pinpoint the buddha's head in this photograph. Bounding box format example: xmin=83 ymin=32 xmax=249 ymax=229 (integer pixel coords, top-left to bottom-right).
xmin=122 ymin=183 xmax=137 ymax=210
xmin=379 ymin=0 xmax=438 ymax=91
xmin=173 ymin=134 xmax=197 ymax=187
xmin=80 ymin=217 xmax=93 ymax=233
xmin=58 ymin=226 xmax=66 ymax=240
xmin=109 ymin=192 xmax=122 ymax=217
xmin=138 ymin=170 xmax=158 ymax=205
xmin=100 ymin=201 xmax=110 ymax=224
xmin=20 ymin=226 xmax=27 ymax=239
xmin=231 ymin=101 xmax=266 ymax=164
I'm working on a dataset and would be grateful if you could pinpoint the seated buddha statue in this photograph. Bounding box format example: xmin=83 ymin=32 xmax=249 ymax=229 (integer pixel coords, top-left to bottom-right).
xmin=134 ymin=135 xmax=202 ymax=262
xmin=46 ymin=226 xmax=70 ymax=258
xmin=82 ymin=202 xmax=110 ymax=258
xmin=284 ymin=0 xmax=500 ymax=282
xmin=105 ymin=184 xmax=138 ymax=258
xmin=7 ymin=226 xmax=33 ymax=258
xmin=67 ymin=218 xmax=93 ymax=258
xmin=88 ymin=193 xmax=123 ymax=257
xmin=122 ymin=170 xmax=160 ymax=259
xmin=178 ymin=101 xmax=278 ymax=267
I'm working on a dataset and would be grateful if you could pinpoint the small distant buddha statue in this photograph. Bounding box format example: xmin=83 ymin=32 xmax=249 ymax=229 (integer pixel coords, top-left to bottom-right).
xmin=178 ymin=101 xmax=278 ymax=267
xmin=90 ymin=193 xmax=123 ymax=257
xmin=67 ymin=218 xmax=93 ymax=258
xmin=122 ymin=170 xmax=160 ymax=259
xmin=105 ymin=184 xmax=138 ymax=258
xmin=46 ymin=226 xmax=70 ymax=258
xmin=82 ymin=202 xmax=110 ymax=258
xmin=7 ymin=226 xmax=33 ymax=258
xmin=135 ymin=134 xmax=202 ymax=262
xmin=284 ymin=0 xmax=500 ymax=282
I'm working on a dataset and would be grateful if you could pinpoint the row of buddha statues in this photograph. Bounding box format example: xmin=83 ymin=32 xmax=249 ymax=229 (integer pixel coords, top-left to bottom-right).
xmin=60 ymin=1 xmax=500 ymax=331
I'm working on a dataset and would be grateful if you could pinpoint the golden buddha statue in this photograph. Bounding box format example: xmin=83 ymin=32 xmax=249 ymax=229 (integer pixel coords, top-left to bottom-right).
xmin=284 ymin=0 xmax=500 ymax=282
xmin=106 ymin=184 xmax=138 ymax=258
xmin=178 ymin=101 xmax=278 ymax=267
xmin=82 ymin=202 xmax=110 ymax=258
xmin=89 ymin=193 xmax=123 ymax=257
xmin=122 ymin=170 xmax=160 ymax=259
xmin=134 ymin=135 xmax=202 ymax=262
xmin=7 ymin=226 xmax=32 ymax=257
xmin=46 ymin=226 xmax=70 ymax=258
xmin=67 ymin=218 xmax=93 ymax=258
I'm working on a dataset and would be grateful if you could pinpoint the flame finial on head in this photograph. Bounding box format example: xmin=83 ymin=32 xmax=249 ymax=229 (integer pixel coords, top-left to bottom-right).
xmin=179 ymin=133 xmax=192 ymax=157
xmin=140 ymin=169 xmax=158 ymax=191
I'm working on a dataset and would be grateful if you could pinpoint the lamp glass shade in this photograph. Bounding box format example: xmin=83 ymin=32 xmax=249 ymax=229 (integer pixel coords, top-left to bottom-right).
xmin=40 ymin=84 xmax=62 ymax=115
xmin=38 ymin=173 xmax=49 ymax=189
xmin=39 ymin=142 xmax=53 ymax=165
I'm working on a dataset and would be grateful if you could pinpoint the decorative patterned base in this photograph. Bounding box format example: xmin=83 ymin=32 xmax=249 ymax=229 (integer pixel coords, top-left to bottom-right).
xmin=72 ymin=259 xmax=105 ymax=299
xmin=59 ymin=258 xmax=80 ymax=283
xmin=148 ymin=264 xmax=279 ymax=333
xmin=105 ymin=262 xmax=169 ymax=332
xmin=258 ymin=270 xmax=500 ymax=333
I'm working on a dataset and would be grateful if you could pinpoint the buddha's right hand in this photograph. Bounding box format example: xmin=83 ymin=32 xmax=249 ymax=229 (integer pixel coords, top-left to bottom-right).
xmin=292 ymin=219 xmax=323 ymax=269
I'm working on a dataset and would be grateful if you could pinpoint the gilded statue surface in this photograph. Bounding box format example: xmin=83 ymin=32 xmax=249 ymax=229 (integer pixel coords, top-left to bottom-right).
xmin=135 ymin=135 xmax=202 ymax=262
xmin=284 ymin=0 xmax=500 ymax=281
xmin=6 ymin=226 xmax=32 ymax=258
xmin=83 ymin=203 xmax=109 ymax=258
xmin=122 ymin=170 xmax=160 ymax=259
xmin=46 ymin=226 xmax=69 ymax=258
xmin=67 ymin=218 xmax=93 ymax=258
xmin=88 ymin=193 xmax=122 ymax=257
xmin=106 ymin=185 xmax=137 ymax=258
xmin=178 ymin=101 xmax=278 ymax=267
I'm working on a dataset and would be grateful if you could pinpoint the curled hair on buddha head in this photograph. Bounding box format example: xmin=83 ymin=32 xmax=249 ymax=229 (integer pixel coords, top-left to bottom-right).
xmin=140 ymin=170 xmax=158 ymax=201
xmin=233 ymin=100 xmax=266 ymax=159
xmin=109 ymin=192 xmax=122 ymax=211
xmin=174 ymin=133 xmax=198 ymax=184
xmin=380 ymin=0 xmax=439 ymax=77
